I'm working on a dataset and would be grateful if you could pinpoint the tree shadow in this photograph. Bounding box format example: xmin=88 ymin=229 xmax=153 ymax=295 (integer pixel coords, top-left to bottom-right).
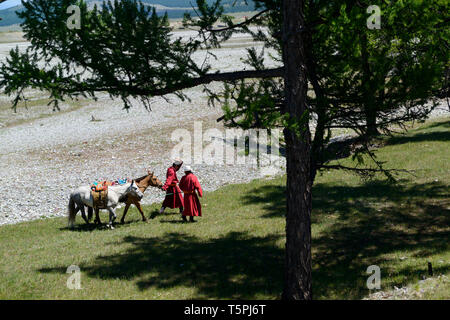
xmin=43 ymin=117 xmax=449 ymax=299
xmin=44 ymin=179 xmax=449 ymax=299
xmin=419 ymin=120 xmax=450 ymax=129
xmin=386 ymin=120 xmax=450 ymax=145
xmin=240 ymin=184 xmax=286 ymax=219
xmin=312 ymin=183 xmax=449 ymax=298
xmin=386 ymin=130 xmax=450 ymax=145
xmin=38 ymin=231 xmax=284 ymax=299
xmin=241 ymin=179 xmax=450 ymax=298
xmin=312 ymin=180 xmax=449 ymax=217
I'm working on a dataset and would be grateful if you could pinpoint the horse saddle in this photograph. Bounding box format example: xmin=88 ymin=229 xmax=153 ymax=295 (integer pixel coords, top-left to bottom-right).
xmin=91 ymin=181 xmax=109 ymax=209
xmin=90 ymin=179 xmax=130 ymax=209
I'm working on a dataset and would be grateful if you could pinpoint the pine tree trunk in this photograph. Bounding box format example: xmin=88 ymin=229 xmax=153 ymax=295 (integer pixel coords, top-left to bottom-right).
xmin=281 ymin=0 xmax=313 ymax=300
xmin=365 ymin=107 xmax=379 ymax=137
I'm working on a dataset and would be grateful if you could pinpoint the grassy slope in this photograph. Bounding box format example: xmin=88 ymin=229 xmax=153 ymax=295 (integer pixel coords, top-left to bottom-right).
xmin=0 ymin=118 xmax=448 ymax=299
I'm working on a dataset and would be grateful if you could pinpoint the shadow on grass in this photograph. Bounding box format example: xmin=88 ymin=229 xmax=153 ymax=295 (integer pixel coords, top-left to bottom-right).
xmin=43 ymin=179 xmax=449 ymax=299
xmin=386 ymin=130 xmax=450 ymax=145
xmin=312 ymin=183 xmax=450 ymax=298
xmin=42 ymin=121 xmax=449 ymax=299
xmin=240 ymin=179 xmax=450 ymax=298
xmin=62 ymin=205 xmax=167 ymax=231
xmin=386 ymin=120 xmax=450 ymax=145
xmin=59 ymin=224 xmax=99 ymax=232
xmin=159 ymin=219 xmax=187 ymax=224
xmin=39 ymin=231 xmax=284 ymax=299
xmin=60 ymin=219 xmax=141 ymax=232
xmin=418 ymin=120 xmax=450 ymax=130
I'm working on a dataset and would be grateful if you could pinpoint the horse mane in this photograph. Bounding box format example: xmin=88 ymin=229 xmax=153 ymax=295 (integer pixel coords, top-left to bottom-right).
xmin=135 ymin=174 xmax=149 ymax=183
xmin=135 ymin=169 xmax=157 ymax=184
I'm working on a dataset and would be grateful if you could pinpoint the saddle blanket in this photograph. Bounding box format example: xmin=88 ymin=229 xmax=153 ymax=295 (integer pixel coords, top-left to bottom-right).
xmin=91 ymin=178 xmax=131 ymax=192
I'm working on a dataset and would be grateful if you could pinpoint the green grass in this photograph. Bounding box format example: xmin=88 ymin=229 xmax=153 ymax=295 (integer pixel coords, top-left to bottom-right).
xmin=0 ymin=118 xmax=449 ymax=299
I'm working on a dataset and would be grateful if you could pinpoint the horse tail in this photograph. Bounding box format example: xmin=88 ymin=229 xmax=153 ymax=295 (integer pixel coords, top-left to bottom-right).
xmin=68 ymin=194 xmax=76 ymax=228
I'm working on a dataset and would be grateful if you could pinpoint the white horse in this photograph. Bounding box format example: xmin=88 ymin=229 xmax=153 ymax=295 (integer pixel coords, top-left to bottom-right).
xmin=68 ymin=181 xmax=144 ymax=229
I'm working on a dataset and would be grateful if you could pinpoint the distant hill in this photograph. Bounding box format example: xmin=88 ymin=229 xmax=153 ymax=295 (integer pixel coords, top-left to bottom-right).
xmin=0 ymin=4 xmax=22 ymax=26
xmin=0 ymin=0 xmax=22 ymax=11
xmin=0 ymin=0 xmax=256 ymax=27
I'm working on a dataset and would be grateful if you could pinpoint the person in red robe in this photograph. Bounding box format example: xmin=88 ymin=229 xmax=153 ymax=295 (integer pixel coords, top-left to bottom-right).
xmin=179 ymin=165 xmax=203 ymax=222
xmin=159 ymin=158 xmax=184 ymax=217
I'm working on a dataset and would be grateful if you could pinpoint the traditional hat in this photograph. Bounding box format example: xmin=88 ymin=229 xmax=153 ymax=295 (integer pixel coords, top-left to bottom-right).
xmin=173 ymin=158 xmax=183 ymax=166
xmin=184 ymin=165 xmax=193 ymax=173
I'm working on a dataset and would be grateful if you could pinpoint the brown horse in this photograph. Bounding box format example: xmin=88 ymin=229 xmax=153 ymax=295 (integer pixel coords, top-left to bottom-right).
xmin=120 ymin=170 xmax=163 ymax=223
xmin=87 ymin=170 xmax=163 ymax=224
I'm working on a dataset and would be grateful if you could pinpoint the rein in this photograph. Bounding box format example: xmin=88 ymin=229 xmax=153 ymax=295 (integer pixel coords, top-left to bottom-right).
xmin=164 ymin=191 xmax=195 ymax=196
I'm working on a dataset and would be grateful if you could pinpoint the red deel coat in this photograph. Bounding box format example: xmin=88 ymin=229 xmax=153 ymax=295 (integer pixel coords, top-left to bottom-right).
xmin=161 ymin=166 xmax=184 ymax=209
xmin=179 ymin=172 xmax=203 ymax=217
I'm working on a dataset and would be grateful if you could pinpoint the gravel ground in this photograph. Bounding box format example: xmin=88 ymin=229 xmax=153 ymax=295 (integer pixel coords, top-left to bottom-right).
xmin=363 ymin=274 xmax=449 ymax=300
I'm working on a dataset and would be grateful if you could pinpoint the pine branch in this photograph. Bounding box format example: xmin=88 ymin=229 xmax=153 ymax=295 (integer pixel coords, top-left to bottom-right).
xmin=144 ymin=67 xmax=284 ymax=96
xmin=205 ymin=9 xmax=270 ymax=33
xmin=318 ymin=164 xmax=414 ymax=179
xmin=57 ymin=67 xmax=285 ymax=97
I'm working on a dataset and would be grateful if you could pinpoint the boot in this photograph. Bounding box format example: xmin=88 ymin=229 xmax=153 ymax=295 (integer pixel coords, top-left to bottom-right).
xmin=182 ymin=215 xmax=188 ymax=222
xmin=189 ymin=216 xmax=196 ymax=223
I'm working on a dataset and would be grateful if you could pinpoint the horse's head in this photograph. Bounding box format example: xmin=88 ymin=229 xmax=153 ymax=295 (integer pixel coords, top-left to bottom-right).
xmin=127 ymin=180 xmax=144 ymax=200
xmin=147 ymin=170 xmax=163 ymax=188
